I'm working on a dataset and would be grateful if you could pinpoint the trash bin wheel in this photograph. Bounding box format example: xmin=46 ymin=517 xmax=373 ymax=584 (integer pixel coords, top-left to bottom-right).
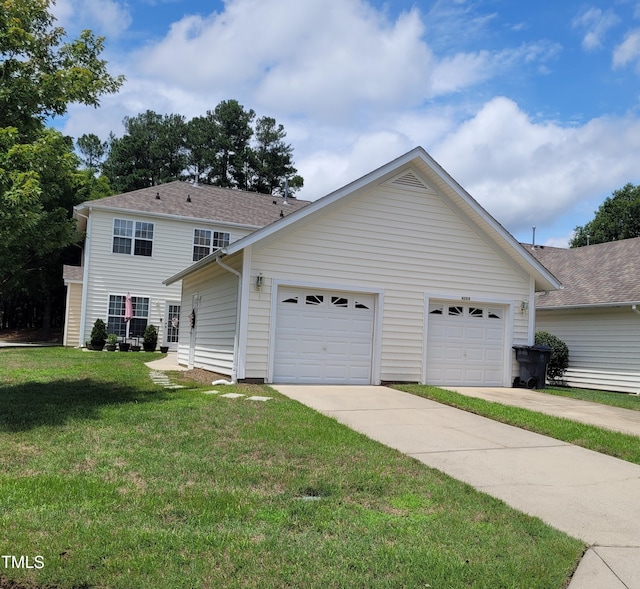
xmin=526 ymin=377 xmax=537 ymax=389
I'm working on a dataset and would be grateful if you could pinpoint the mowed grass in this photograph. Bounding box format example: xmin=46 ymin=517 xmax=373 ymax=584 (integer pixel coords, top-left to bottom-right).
xmin=0 ymin=348 xmax=583 ymax=589
xmin=396 ymin=385 xmax=640 ymax=465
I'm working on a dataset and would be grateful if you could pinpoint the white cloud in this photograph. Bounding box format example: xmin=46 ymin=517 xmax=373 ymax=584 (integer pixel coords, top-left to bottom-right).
xmin=572 ymin=7 xmax=620 ymax=51
xmin=56 ymin=0 xmax=640 ymax=247
xmin=613 ymin=29 xmax=640 ymax=69
xmin=543 ymin=233 xmax=574 ymax=248
xmin=52 ymin=0 xmax=132 ymax=38
xmin=296 ymin=131 xmax=414 ymax=200
xmin=431 ymin=97 xmax=640 ymax=233
xmin=125 ymin=0 xmax=556 ymax=125
xmin=133 ymin=0 xmax=435 ymax=121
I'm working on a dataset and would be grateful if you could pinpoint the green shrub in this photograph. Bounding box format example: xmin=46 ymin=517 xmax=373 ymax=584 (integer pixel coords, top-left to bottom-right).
xmin=143 ymin=324 xmax=158 ymax=351
xmin=535 ymin=331 xmax=569 ymax=382
xmin=90 ymin=318 xmax=107 ymax=343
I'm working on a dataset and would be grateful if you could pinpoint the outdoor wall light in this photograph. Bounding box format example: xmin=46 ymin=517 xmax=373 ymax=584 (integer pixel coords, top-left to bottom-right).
xmin=255 ymin=273 xmax=263 ymax=290
xmin=520 ymin=300 xmax=529 ymax=312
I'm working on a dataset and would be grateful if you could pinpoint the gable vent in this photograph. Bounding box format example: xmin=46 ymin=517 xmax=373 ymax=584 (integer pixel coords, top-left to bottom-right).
xmin=390 ymin=171 xmax=428 ymax=191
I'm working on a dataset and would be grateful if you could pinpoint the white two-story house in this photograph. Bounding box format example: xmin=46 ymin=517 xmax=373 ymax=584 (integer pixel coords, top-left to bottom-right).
xmin=63 ymin=181 xmax=309 ymax=350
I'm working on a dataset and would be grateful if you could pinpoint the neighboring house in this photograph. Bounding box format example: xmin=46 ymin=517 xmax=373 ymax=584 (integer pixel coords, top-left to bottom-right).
xmin=164 ymin=147 xmax=561 ymax=386
xmin=63 ymin=182 xmax=309 ymax=349
xmin=529 ymin=238 xmax=640 ymax=393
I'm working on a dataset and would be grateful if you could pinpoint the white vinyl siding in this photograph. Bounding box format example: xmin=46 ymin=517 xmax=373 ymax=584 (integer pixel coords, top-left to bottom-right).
xmin=178 ymin=259 xmax=240 ymax=375
xmin=244 ymin=179 xmax=530 ymax=383
xmin=537 ymin=307 xmax=640 ymax=393
xmin=81 ymin=210 xmax=251 ymax=346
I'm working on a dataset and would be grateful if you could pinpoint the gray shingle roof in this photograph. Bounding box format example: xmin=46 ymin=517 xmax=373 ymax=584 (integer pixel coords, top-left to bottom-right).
xmin=63 ymin=265 xmax=83 ymax=281
xmin=528 ymin=237 xmax=640 ymax=307
xmin=77 ymin=181 xmax=310 ymax=227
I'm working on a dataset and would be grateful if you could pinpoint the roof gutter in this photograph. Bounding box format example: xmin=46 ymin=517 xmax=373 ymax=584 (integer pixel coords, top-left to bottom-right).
xmin=164 ymin=248 xmax=228 ymax=286
xmin=537 ymin=301 xmax=640 ymax=311
xmin=77 ymin=204 xmax=263 ymax=231
xmin=215 ymin=258 xmax=242 ymax=384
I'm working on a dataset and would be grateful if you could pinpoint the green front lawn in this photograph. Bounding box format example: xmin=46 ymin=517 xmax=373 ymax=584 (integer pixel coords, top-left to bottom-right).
xmin=0 ymin=348 xmax=582 ymax=589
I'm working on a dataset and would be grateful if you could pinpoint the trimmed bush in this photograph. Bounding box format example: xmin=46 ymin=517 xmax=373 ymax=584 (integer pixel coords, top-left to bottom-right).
xmin=535 ymin=331 xmax=569 ymax=383
xmin=143 ymin=324 xmax=158 ymax=352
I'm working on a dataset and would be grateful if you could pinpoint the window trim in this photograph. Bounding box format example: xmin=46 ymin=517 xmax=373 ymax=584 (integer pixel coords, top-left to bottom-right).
xmin=107 ymin=294 xmax=150 ymax=339
xmin=112 ymin=218 xmax=154 ymax=257
xmin=192 ymin=228 xmax=231 ymax=262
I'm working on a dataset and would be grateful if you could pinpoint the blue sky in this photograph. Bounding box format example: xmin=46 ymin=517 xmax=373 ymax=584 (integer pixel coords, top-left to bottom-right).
xmin=53 ymin=0 xmax=640 ymax=246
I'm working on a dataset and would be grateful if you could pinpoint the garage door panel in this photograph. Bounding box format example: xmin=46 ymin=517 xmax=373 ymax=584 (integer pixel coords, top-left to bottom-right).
xmin=443 ymin=367 xmax=464 ymax=381
xmin=274 ymin=288 xmax=374 ymax=384
xmin=276 ymin=313 xmax=301 ymax=330
xmin=466 ymin=348 xmax=484 ymax=362
xmin=349 ymin=341 xmax=373 ymax=356
xmin=275 ymin=336 xmax=300 ymax=354
xmin=444 ymin=346 xmax=465 ymax=361
xmin=445 ymin=326 xmax=465 ymax=339
xmin=465 ymin=326 xmax=486 ymax=341
xmin=427 ymin=302 xmax=506 ymax=386
xmin=486 ymin=348 xmax=503 ymax=362
xmin=485 ymin=369 xmax=502 ymax=381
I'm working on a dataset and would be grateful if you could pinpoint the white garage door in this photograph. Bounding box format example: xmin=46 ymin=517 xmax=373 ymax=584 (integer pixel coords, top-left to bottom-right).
xmin=426 ymin=302 xmax=506 ymax=386
xmin=273 ymin=288 xmax=375 ymax=384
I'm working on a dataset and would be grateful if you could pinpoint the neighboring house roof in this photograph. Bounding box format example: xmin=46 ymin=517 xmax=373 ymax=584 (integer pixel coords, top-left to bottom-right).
xmin=63 ymin=265 xmax=84 ymax=282
xmin=165 ymin=147 xmax=562 ymax=292
xmin=74 ymin=181 xmax=310 ymax=229
xmin=529 ymin=237 xmax=640 ymax=308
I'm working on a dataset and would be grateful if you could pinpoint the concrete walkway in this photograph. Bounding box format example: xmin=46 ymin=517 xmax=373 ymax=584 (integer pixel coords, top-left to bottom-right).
xmin=273 ymin=385 xmax=640 ymax=589
xmin=448 ymin=386 xmax=640 ymax=437
xmin=144 ymin=352 xmax=189 ymax=372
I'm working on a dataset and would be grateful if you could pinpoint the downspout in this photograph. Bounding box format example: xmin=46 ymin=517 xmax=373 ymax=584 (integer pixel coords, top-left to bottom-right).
xmin=632 ymin=305 xmax=640 ymax=316
xmin=216 ymin=257 xmax=241 ymax=383
xmin=77 ymin=210 xmax=91 ymax=348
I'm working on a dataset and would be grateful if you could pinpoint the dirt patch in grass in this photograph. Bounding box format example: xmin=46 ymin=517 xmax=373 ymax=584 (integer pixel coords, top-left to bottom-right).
xmin=0 ymin=329 xmax=62 ymax=344
xmin=175 ymin=368 xmax=269 ymax=395
xmin=179 ymin=368 xmax=229 ymax=386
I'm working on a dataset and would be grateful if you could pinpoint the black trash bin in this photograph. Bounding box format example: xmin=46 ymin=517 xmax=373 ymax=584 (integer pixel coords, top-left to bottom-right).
xmin=512 ymin=345 xmax=552 ymax=389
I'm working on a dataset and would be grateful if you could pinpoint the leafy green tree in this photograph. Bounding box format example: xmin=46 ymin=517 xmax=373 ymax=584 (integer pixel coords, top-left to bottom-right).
xmin=77 ymin=133 xmax=108 ymax=173
xmin=571 ymin=183 xmax=640 ymax=247
xmin=185 ymin=113 xmax=216 ymax=183
xmin=104 ymin=101 xmax=303 ymax=195
xmin=208 ymin=99 xmax=255 ymax=188
xmin=248 ymin=116 xmax=303 ymax=194
xmin=103 ymin=111 xmax=187 ymax=192
xmin=0 ymin=0 xmax=124 ymax=138
xmin=0 ymin=127 xmax=87 ymax=330
xmin=0 ymin=0 xmax=124 ymax=331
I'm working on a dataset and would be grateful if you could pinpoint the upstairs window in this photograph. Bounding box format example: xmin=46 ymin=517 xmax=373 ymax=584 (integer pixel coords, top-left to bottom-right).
xmin=112 ymin=219 xmax=154 ymax=257
xmin=193 ymin=229 xmax=230 ymax=261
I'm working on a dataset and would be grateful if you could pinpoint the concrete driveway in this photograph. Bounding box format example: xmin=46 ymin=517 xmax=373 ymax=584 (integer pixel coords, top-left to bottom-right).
xmin=273 ymin=385 xmax=640 ymax=589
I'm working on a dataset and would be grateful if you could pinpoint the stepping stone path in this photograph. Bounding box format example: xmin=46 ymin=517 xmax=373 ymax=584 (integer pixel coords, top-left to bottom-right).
xmin=148 ymin=371 xmax=271 ymax=400
xmin=148 ymin=371 xmax=185 ymax=389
